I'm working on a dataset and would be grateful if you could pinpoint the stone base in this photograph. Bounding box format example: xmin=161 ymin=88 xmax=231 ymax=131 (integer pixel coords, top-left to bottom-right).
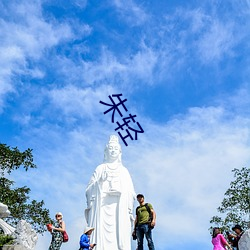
xmin=2 ymin=245 xmax=26 ymax=250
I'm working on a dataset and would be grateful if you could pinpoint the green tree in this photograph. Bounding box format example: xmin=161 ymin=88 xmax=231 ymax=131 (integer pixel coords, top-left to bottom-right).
xmin=210 ymin=167 xmax=250 ymax=232
xmin=0 ymin=143 xmax=52 ymax=233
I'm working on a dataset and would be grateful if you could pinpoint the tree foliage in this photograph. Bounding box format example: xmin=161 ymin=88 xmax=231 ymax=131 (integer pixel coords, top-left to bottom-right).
xmin=0 ymin=234 xmax=14 ymax=246
xmin=0 ymin=143 xmax=52 ymax=233
xmin=0 ymin=144 xmax=36 ymax=175
xmin=210 ymin=167 xmax=250 ymax=232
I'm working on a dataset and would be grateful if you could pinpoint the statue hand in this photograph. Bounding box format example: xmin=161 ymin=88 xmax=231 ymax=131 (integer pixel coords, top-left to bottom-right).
xmin=130 ymin=213 xmax=135 ymax=222
xmin=101 ymin=171 xmax=108 ymax=181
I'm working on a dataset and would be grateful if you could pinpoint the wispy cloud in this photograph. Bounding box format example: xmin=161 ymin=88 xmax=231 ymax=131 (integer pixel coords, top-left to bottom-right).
xmin=81 ymin=47 xmax=127 ymax=85
xmin=73 ymin=0 xmax=87 ymax=9
xmin=81 ymin=45 xmax=158 ymax=87
xmin=0 ymin=0 xmax=74 ymax=110
xmin=48 ymin=84 xmax=116 ymax=119
xmin=196 ymin=20 xmax=235 ymax=63
xmin=112 ymin=0 xmax=148 ymax=26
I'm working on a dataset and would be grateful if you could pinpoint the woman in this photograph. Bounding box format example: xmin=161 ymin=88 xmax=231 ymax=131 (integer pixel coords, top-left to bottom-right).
xmin=212 ymin=227 xmax=232 ymax=250
xmin=79 ymin=227 xmax=96 ymax=250
xmin=49 ymin=212 xmax=66 ymax=250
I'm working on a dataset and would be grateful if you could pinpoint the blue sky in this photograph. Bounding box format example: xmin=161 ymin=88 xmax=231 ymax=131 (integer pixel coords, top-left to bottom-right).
xmin=1 ymin=0 xmax=250 ymax=249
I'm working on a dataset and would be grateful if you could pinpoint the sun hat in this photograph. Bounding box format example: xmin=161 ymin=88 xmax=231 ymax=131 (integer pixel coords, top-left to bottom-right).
xmin=55 ymin=212 xmax=63 ymax=218
xmin=84 ymin=227 xmax=95 ymax=234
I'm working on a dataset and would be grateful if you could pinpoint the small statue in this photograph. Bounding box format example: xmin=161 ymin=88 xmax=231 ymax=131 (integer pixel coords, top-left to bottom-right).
xmin=0 ymin=202 xmax=15 ymax=235
xmin=13 ymin=220 xmax=38 ymax=250
xmin=0 ymin=202 xmax=11 ymax=218
xmin=0 ymin=202 xmax=38 ymax=250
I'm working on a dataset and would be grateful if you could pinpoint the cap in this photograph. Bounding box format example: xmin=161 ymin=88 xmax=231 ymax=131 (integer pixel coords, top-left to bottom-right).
xmin=232 ymin=225 xmax=243 ymax=231
xmin=136 ymin=194 xmax=144 ymax=198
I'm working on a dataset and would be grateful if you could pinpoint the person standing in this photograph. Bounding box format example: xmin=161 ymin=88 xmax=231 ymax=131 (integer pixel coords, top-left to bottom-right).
xmin=79 ymin=227 xmax=96 ymax=250
xmin=231 ymin=225 xmax=244 ymax=250
xmin=133 ymin=194 xmax=156 ymax=250
xmin=49 ymin=212 xmax=66 ymax=250
xmin=211 ymin=227 xmax=232 ymax=250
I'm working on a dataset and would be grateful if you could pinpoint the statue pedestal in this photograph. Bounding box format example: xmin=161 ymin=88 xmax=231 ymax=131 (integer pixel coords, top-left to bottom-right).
xmin=2 ymin=245 xmax=26 ymax=250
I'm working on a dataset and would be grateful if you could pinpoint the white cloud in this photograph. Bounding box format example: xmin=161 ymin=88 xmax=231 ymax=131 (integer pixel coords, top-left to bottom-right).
xmin=73 ymin=0 xmax=87 ymax=9
xmin=0 ymin=2 xmax=73 ymax=58
xmin=81 ymin=45 xmax=158 ymax=87
xmin=82 ymin=48 xmax=127 ymax=85
xmin=196 ymin=20 xmax=235 ymax=63
xmin=0 ymin=1 xmax=74 ymax=110
xmin=126 ymin=42 xmax=158 ymax=84
xmin=159 ymin=7 xmax=240 ymax=68
xmin=48 ymin=84 xmax=118 ymax=119
xmin=223 ymin=84 xmax=250 ymax=115
xmin=112 ymin=0 xmax=148 ymax=26
xmin=0 ymin=45 xmax=25 ymax=110
xmin=189 ymin=8 xmax=210 ymax=33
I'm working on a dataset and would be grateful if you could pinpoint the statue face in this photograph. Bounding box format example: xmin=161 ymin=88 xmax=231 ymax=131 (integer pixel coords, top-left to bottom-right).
xmin=107 ymin=142 xmax=120 ymax=160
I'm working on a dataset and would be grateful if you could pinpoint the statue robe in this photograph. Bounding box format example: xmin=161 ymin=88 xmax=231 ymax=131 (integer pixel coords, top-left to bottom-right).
xmin=239 ymin=229 xmax=250 ymax=250
xmin=85 ymin=163 xmax=135 ymax=250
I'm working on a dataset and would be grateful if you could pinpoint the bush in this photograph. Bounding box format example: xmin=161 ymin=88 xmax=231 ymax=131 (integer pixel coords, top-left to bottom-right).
xmin=0 ymin=234 xmax=14 ymax=246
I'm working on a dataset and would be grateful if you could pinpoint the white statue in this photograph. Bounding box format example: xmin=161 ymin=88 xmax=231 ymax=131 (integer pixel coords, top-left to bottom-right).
xmin=85 ymin=135 xmax=136 ymax=250
xmin=0 ymin=203 xmax=37 ymax=250
xmin=13 ymin=220 xmax=38 ymax=250
xmin=239 ymin=229 xmax=250 ymax=250
xmin=0 ymin=202 xmax=15 ymax=235
xmin=0 ymin=202 xmax=11 ymax=218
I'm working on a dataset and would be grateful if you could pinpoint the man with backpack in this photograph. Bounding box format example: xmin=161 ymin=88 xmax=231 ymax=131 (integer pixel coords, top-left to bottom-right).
xmin=132 ymin=194 xmax=156 ymax=250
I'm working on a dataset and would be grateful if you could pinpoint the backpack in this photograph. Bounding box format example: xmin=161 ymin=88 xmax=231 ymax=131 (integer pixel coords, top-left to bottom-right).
xmin=136 ymin=203 xmax=154 ymax=229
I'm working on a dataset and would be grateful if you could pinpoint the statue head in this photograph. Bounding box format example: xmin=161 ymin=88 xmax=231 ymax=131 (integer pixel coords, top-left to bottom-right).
xmin=0 ymin=202 xmax=10 ymax=218
xmin=104 ymin=135 xmax=122 ymax=163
